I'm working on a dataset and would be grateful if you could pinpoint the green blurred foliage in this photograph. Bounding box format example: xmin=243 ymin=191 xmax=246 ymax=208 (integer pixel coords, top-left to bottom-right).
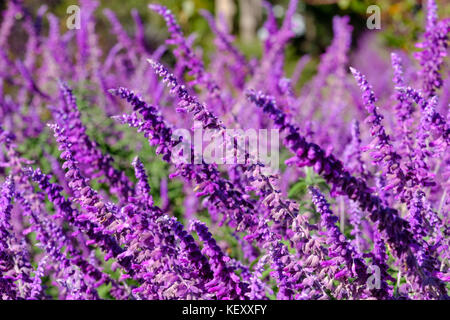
xmin=17 ymin=0 xmax=449 ymax=61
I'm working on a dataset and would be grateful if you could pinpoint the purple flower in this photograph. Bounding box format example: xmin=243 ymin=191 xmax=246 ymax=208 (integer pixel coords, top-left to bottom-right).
xmin=309 ymin=187 xmax=392 ymax=299
xmin=414 ymin=1 xmax=450 ymax=98
xmin=350 ymin=67 xmax=409 ymax=199
xmin=191 ymin=220 xmax=249 ymax=299
xmin=246 ymin=90 xmax=447 ymax=298
xmin=54 ymin=82 xmax=135 ymax=203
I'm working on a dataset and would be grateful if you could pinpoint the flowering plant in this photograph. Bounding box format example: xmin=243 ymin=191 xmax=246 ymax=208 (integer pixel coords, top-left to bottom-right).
xmin=0 ymin=0 xmax=448 ymax=300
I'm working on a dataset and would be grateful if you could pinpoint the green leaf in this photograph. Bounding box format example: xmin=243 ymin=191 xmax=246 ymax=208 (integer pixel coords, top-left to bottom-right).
xmin=288 ymin=180 xmax=308 ymax=198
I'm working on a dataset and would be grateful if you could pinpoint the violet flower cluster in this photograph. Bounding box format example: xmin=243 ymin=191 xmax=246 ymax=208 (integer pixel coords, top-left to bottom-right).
xmin=0 ymin=0 xmax=449 ymax=300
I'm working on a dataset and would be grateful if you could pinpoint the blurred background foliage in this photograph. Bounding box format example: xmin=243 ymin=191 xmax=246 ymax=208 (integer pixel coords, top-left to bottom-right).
xmin=5 ymin=0 xmax=449 ymax=68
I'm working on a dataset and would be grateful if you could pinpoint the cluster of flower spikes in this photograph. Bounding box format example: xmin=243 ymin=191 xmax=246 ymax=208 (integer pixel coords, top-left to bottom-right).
xmin=1 ymin=125 xmax=131 ymax=299
xmin=414 ymin=0 xmax=450 ymax=99
xmin=109 ymin=87 xmax=307 ymax=299
xmin=246 ymin=90 xmax=448 ymax=299
xmin=109 ymin=62 xmax=403 ymax=300
xmin=45 ymin=123 xmax=237 ymax=299
xmin=141 ymin=59 xmax=398 ymax=300
xmin=0 ymin=0 xmax=449 ymax=300
xmin=53 ymin=81 xmax=135 ymax=203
